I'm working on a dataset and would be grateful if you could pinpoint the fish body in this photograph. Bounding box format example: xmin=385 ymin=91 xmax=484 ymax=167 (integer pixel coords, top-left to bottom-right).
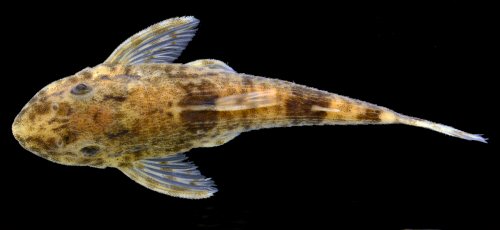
xmin=12 ymin=17 xmax=486 ymax=199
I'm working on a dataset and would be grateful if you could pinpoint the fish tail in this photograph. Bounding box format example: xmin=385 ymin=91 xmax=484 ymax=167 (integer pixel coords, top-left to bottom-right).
xmin=396 ymin=114 xmax=488 ymax=143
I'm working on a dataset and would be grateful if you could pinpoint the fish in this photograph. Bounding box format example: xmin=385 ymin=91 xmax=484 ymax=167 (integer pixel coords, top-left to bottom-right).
xmin=11 ymin=16 xmax=486 ymax=199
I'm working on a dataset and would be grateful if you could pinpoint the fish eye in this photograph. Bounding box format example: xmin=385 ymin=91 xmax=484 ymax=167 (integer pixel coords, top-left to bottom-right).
xmin=71 ymin=83 xmax=92 ymax=95
xmin=80 ymin=146 xmax=100 ymax=156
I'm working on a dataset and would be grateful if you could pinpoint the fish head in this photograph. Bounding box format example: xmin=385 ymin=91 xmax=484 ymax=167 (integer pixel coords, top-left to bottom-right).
xmin=12 ymin=67 xmax=130 ymax=168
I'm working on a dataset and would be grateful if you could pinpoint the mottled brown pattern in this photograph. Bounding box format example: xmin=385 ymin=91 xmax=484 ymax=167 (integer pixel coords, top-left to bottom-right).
xmin=38 ymin=89 xmax=48 ymax=97
xmin=48 ymin=118 xmax=69 ymax=125
xmin=22 ymin=14 xmax=479 ymax=200
xmin=178 ymin=94 xmax=218 ymax=106
xmin=25 ymin=136 xmax=57 ymax=151
xmin=16 ymin=108 xmax=27 ymax=121
xmin=106 ymin=129 xmax=129 ymax=139
xmin=62 ymin=131 xmax=79 ymax=145
xmin=14 ymin=15 xmax=443 ymax=198
xmin=81 ymin=71 xmax=93 ymax=79
xmin=285 ymin=86 xmax=330 ymax=124
xmin=180 ymin=110 xmax=218 ymax=133
xmin=357 ymin=108 xmax=382 ymax=122
xmin=242 ymin=77 xmax=254 ymax=91
xmin=99 ymin=75 xmax=110 ymax=80
xmin=205 ymin=72 xmax=218 ymax=77
xmin=32 ymin=103 xmax=50 ymax=115
xmin=80 ymin=146 xmax=100 ymax=155
xmin=90 ymin=158 xmax=104 ymax=167
xmin=103 ymin=94 xmax=127 ymax=102
xmin=57 ymin=102 xmax=73 ymax=116
xmin=28 ymin=112 xmax=36 ymax=121
xmin=68 ymin=77 xmax=79 ymax=84
xmin=115 ymin=74 xmax=141 ymax=80
xmin=177 ymin=79 xmax=220 ymax=107
xmin=52 ymin=123 xmax=69 ymax=131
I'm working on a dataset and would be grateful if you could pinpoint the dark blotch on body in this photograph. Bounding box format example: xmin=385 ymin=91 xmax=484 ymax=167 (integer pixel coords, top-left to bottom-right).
xmin=90 ymin=158 xmax=104 ymax=167
xmin=68 ymin=77 xmax=79 ymax=84
xmin=99 ymin=75 xmax=110 ymax=80
xmin=177 ymin=79 xmax=222 ymax=133
xmin=106 ymin=129 xmax=129 ymax=139
xmin=29 ymin=113 xmax=36 ymax=121
xmin=33 ymin=103 xmax=50 ymax=115
xmin=56 ymin=103 xmax=73 ymax=116
xmin=38 ymin=89 xmax=48 ymax=97
xmin=48 ymin=118 xmax=70 ymax=125
xmin=81 ymin=71 xmax=93 ymax=80
xmin=118 ymin=162 xmax=130 ymax=167
xmin=357 ymin=109 xmax=382 ymax=122
xmin=146 ymin=108 xmax=159 ymax=115
xmin=179 ymin=94 xmax=218 ymax=106
xmin=103 ymin=94 xmax=127 ymax=102
xmin=52 ymin=123 xmax=69 ymax=131
xmin=124 ymin=66 xmax=132 ymax=76
xmin=206 ymin=72 xmax=218 ymax=77
xmin=180 ymin=111 xmax=218 ymax=133
xmin=25 ymin=136 xmax=57 ymax=151
xmin=62 ymin=131 xmax=79 ymax=145
xmin=285 ymin=86 xmax=330 ymax=124
xmin=242 ymin=78 xmax=254 ymax=91
xmin=80 ymin=146 xmax=100 ymax=156
xmin=93 ymin=110 xmax=101 ymax=122
xmin=177 ymin=80 xmax=219 ymax=106
xmin=162 ymin=65 xmax=174 ymax=74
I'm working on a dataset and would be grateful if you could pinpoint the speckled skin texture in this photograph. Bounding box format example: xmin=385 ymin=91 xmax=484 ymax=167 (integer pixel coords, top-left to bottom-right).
xmin=12 ymin=16 xmax=484 ymax=199
xmin=12 ymin=63 xmax=395 ymax=169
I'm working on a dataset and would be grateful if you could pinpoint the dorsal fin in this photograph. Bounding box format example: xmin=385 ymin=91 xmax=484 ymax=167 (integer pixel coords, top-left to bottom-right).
xmin=104 ymin=16 xmax=199 ymax=65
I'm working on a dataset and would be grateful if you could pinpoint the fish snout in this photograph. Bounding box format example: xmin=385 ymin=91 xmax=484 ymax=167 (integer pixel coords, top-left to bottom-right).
xmin=12 ymin=112 xmax=25 ymax=145
xmin=12 ymin=91 xmax=69 ymax=157
xmin=12 ymin=110 xmax=61 ymax=156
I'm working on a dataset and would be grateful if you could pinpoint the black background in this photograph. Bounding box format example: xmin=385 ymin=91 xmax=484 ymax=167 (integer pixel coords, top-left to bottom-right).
xmin=2 ymin=3 xmax=497 ymax=229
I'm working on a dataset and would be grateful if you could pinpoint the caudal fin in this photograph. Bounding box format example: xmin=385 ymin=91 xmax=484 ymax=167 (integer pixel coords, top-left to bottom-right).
xmin=397 ymin=114 xmax=487 ymax=143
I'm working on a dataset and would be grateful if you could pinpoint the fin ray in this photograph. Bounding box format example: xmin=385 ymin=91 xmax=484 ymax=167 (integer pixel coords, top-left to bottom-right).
xmin=398 ymin=114 xmax=488 ymax=143
xmin=105 ymin=16 xmax=199 ymax=65
xmin=118 ymin=153 xmax=216 ymax=199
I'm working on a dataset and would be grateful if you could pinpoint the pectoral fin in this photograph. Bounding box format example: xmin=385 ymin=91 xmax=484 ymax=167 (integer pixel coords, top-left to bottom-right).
xmin=118 ymin=153 xmax=217 ymax=199
xmin=104 ymin=16 xmax=199 ymax=65
xmin=185 ymin=59 xmax=236 ymax=73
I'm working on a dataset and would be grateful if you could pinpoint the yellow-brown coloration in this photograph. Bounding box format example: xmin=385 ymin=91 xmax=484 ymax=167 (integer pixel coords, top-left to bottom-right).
xmin=12 ymin=16 xmax=486 ymax=199
xmin=9 ymin=62 xmax=404 ymax=167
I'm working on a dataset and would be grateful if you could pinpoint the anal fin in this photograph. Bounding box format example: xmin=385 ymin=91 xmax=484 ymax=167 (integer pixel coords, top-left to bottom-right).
xmin=118 ymin=153 xmax=217 ymax=199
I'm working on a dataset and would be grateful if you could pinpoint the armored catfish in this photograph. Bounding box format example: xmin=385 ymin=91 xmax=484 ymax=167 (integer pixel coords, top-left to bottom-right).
xmin=11 ymin=16 xmax=487 ymax=199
